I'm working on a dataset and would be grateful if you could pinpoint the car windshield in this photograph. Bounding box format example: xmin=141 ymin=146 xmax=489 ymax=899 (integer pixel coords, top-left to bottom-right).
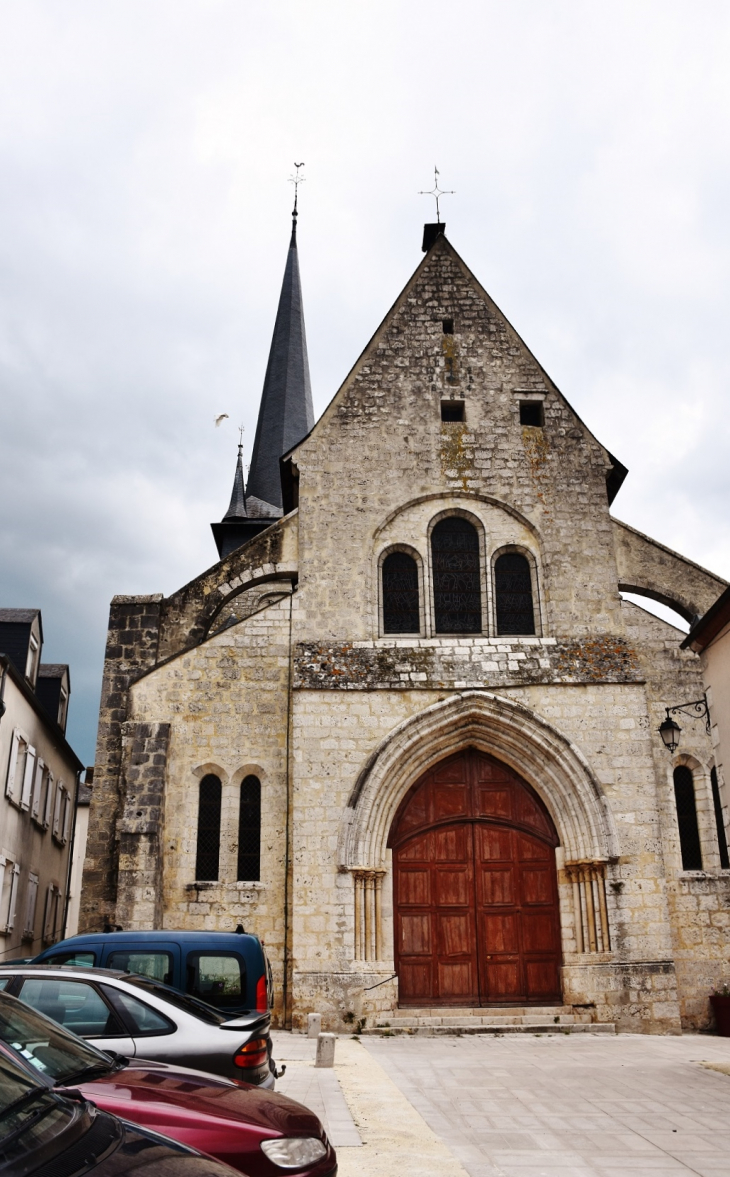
xmin=0 ymin=993 xmax=115 ymax=1086
xmin=0 ymin=1047 xmax=59 ymax=1144
xmin=124 ymin=976 xmax=228 ymax=1025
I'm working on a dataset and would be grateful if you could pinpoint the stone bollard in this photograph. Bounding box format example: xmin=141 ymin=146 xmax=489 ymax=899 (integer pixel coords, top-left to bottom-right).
xmin=307 ymin=1013 xmax=322 ymax=1039
xmin=315 ymin=1032 xmax=336 ymax=1068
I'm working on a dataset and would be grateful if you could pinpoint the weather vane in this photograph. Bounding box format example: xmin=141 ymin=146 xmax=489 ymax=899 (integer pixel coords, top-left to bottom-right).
xmin=289 ymin=162 xmax=305 ymax=219
xmin=419 ymin=166 xmax=454 ymax=224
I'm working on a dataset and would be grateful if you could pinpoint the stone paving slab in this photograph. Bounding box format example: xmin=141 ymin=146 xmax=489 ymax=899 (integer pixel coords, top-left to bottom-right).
xmin=363 ymin=1032 xmax=730 ymax=1177
xmin=272 ymin=1031 xmax=472 ymax=1177
xmin=271 ymin=1031 xmax=361 ymax=1147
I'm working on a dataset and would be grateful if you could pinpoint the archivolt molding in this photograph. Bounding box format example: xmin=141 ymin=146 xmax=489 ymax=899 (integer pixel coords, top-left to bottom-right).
xmin=338 ymin=691 xmax=618 ymax=870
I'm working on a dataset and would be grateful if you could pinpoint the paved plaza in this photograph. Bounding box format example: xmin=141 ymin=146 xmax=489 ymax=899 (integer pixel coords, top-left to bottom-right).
xmin=273 ymin=1029 xmax=730 ymax=1177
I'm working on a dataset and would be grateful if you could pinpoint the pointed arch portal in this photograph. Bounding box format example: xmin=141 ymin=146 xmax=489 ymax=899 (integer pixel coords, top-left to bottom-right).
xmin=389 ymin=748 xmax=562 ymax=1006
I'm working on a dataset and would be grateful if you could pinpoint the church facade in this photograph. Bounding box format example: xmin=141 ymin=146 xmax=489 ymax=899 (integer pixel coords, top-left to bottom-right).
xmin=80 ymin=219 xmax=730 ymax=1034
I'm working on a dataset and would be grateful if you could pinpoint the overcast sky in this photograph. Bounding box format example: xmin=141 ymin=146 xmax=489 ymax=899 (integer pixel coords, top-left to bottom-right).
xmin=1 ymin=0 xmax=729 ymax=764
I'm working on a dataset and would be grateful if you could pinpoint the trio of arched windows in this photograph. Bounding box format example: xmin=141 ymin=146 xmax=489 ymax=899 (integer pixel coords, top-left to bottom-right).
xmin=195 ymin=774 xmax=261 ymax=883
xmin=673 ymin=764 xmax=729 ymax=871
xmin=382 ymin=516 xmax=536 ymax=636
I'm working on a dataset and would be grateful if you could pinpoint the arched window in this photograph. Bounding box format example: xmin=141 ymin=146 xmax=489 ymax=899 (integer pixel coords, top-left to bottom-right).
xmin=431 ymin=517 xmax=482 ymax=634
xmin=195 ymin=775 xmax=222 ymax=881
xmin=238 ymin=775 xmax=261 ymax=881
xmin=711 ymin=766 xmax=729 ymax=869
xmin=673 ymin=766 xmax=703 ymax=870
xmin=382 ymin=552 xmax=420 ymax=634
xmin=494 ymin=552 xmax=536 ymax=635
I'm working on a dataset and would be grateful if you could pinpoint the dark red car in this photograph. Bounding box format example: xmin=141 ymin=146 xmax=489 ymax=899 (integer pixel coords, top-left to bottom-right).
xmin=0 ymin=991 xmax=336 ymax=1176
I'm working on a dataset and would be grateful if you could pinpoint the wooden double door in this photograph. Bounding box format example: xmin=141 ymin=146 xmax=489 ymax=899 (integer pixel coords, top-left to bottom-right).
xmin=390 ymin=748 xmax=562 ymax=1006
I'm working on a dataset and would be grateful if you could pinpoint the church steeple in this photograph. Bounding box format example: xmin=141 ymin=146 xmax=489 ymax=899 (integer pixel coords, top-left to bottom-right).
xmin=211 ymin=179 xmax=314 ymax=561
xmin=245 ymin=184 xmax=314 ymax=513
xmin=223 ymin=440 xmax=247 ymax=520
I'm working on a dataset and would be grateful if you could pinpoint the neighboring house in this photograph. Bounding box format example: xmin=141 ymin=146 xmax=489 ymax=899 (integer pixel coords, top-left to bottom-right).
xmin=80 ymin=217 xmax=730 ymax=1034
xmin=683 ymin=586 xmax=730 ymax=871
xmin=0 ymin=609 xmax=84 ymax=960
xmin=64 ymin=775 xmax=93 ymax=938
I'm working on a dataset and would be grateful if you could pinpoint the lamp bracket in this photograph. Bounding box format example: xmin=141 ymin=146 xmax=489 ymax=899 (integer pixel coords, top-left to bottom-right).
xmin=664 ymin=695 xmax=711 ymax=734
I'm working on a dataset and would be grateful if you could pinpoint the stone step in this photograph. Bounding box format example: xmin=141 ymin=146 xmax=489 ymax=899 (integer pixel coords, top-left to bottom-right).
xmin=368 ymin=1021 xmax=616 ymax=1036
xmin=386 ymin=1005 xmax=575 ymax=1018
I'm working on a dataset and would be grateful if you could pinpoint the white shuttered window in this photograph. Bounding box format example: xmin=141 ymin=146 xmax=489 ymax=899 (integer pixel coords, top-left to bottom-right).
xmin=6 ymin=864 xmax=20 ymax=932
xmin=31 ymin=759 xmax=45 ymax=821
xmin=23 ymin=873 xmax=39 ymax=939
xmin=19 ymin=746 xmax=36 ymax=811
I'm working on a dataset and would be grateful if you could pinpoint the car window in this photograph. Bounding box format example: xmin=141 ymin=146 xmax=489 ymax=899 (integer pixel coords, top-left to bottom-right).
xmin=107 ymin=951 xmax=173 ymax=984
xmin=18 ymin=979 xmax=125 ymax=1039
xmin=123 ymin=976 xmax=228 ymax=1025
xmin=101 ymin=988 xmax=174 ymax=1036
xmin=186 ymin=952 xmax=246 ymax=1009
xmin=0 ymin=993 xmax=112 ymax=1084
xmin=44 ymin=952 xmax=96 ymax=968
xmin=0 ymin=981 xmax=10 ymax=992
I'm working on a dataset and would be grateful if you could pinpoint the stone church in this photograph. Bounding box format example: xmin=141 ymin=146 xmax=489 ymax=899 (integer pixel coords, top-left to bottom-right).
xmin=80 ymin=212 xmax=730 ymax=1034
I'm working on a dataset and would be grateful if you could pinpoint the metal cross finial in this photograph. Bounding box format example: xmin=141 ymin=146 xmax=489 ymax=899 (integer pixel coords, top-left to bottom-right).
xmin=238 ymin=425 xmax=244 ymax=454
xmin=289 ymin=162 xmax=305 ymax=217
xmin=419 ymin=166 xmax=454 ymax=224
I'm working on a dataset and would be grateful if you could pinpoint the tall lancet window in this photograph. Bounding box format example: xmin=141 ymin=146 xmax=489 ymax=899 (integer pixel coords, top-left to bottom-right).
xmin=673 ymin=766 xmax=703 ymax=871
xmin=237 ymin=776 xmax=261 ymax=882
xmin=382 ymin=552 xmax=420 ymax=634
xmin=711 ymin=766 xmax=730 ymax=869
xmin=431 ymin=517 xmax=482 ymax=634
xmin=195 ymin=775 xmax=222 ymax=881
xmin=495 ymin=553 xmax=536 ymax=635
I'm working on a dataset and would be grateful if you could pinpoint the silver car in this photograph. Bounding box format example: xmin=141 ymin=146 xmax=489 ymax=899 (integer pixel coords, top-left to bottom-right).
xmin=0 ymin=965 xmax=275 ymax=1088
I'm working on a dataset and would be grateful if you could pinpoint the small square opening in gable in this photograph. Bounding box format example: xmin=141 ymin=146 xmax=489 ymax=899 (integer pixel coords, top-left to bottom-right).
xmin=441 ymin=400 xmax=465 ymax=422
xmin=519 ymin=401 xmax=544 ymax=427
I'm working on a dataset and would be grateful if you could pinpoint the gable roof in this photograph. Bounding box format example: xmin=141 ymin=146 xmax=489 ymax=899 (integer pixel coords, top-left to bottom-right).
xmin=282 ymin=230 xmax=627 ymax=501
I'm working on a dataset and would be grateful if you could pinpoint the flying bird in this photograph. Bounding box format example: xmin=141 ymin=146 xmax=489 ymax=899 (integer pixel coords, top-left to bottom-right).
xmin=215 ymin=413 xmax=229 ymax=427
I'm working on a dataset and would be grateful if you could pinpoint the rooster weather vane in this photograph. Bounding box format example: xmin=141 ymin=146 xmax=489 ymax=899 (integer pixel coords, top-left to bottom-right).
xmin=419 ymin=166 xmax=454 ymax=223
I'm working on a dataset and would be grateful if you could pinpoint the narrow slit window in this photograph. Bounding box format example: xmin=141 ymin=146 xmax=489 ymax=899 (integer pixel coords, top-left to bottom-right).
xmin=382 ymin=551 xmax=420 ymax=634
xmin=495 ymin=553 xmax=536 ymax=635
xmin=673 ymin=766 xmax=703 ymax=870
xmin=195 ymin=774 xmax=222 ymax=881
xmin=431 ymin=517 xmax=482 ymax=634
xmin=711 ymin=766 xmax=729 ymax=869
xmin=519 ymin=401 xmax=544 ymax=427
xmin=237 ymin=775 xmax=261 ymax=882
xmin=442 ymin=318 xmax=454 ymax=335
xmin=440 ymin=400 xmax=464 ymax=422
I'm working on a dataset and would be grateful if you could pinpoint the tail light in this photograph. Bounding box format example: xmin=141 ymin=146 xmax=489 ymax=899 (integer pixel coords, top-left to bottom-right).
xmin=255 ymin=974 xmax=267 ymax=1011
xmin=234 ymin=1037 xmax=268 ymax=1069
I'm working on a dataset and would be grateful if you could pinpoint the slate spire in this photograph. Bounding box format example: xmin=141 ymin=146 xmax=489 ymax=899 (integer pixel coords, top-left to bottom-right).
xmin=245 ymin=204 xmax=314 ymax=512
xmin=223 ymin=441 xmax=247 ymax=520
xmin=210 ymin=201 xmax=314 ymax=562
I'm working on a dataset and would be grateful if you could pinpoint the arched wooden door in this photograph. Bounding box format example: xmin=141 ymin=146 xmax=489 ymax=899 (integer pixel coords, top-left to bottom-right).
xmin=389 ymin=748 xmax=562 ymax=1006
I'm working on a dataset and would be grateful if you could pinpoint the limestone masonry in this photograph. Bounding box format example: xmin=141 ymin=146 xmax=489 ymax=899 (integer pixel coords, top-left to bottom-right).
xmin=80 ymin=227 xmax=729 ymax=1034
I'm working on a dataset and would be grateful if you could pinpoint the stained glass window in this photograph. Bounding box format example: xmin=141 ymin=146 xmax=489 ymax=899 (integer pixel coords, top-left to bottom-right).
xmin=431 ymin=517 xmax=482 ymax=634
xmin=382 ymin=552 xmax=420 ymax=634
xmin=238 ymin=775 xmax=261 ymax=881
xmin=495 ymin=553 xmax=536 ymax=635
xmin=673 ymin=766 xmax=703 ymax=871
xmin=195 ymin=774 xmax=222 ymax=881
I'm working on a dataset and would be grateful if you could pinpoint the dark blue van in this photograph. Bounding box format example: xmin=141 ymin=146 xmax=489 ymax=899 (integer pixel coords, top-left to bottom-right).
xmin=33 ymin=930 xmax=273 ymax=1017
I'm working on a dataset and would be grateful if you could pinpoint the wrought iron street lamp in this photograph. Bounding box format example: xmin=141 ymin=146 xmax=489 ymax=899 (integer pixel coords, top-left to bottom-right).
xmin=658 ymin=695 xmax=711 ymax=753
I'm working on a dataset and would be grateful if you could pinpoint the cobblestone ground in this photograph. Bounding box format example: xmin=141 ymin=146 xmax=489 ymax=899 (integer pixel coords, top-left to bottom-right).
xmin=363 ymin=1032 xmax=730 ymax=1177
